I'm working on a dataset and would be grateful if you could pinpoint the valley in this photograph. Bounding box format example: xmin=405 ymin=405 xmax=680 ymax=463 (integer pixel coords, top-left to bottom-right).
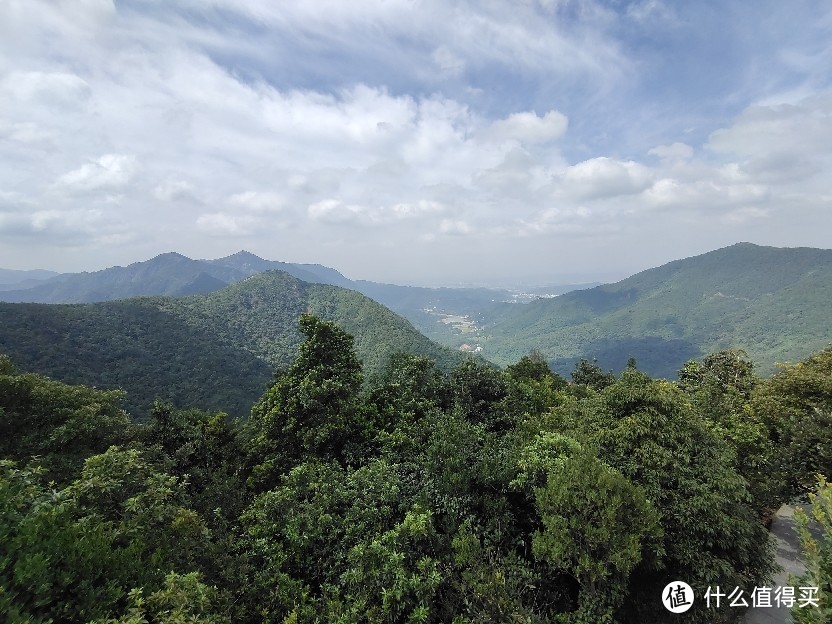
xmin=1 ymin=242 xmax=831 ymax=409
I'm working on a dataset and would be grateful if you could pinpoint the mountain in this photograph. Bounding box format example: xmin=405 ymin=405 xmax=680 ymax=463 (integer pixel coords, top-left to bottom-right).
xmin=479 ymin=243 xmax=832 ymax=377
xmin=0 ymin=270 xmax=461 ymax=418
xmin=2 ymin=242 xmax=829 ymax=395
xmin=0 ymin=253 xmax=250 ymax=303
xmin=0 ymin=250 xmax=361 ymax=304
xmin=0 ymin=250 xmax=516 ymax=348
xmin=0 ymin=268 xmax=61 ymax=291
xmin=205 ymin=250 xmax=354 ymax=287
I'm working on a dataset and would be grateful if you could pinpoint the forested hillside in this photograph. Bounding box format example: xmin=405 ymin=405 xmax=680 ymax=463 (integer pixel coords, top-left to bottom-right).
xmin=3 ymin=242 xmax=831 ymax=398
xmin=481 ymin=243 xmax=832 ymax=377
xmin=0 ymin=271 xmax=461 ymax=418
xmin=2 ymin=317 xmax=830 ymax=623
xmin=0 ymin=250 xmax=513 ymax=347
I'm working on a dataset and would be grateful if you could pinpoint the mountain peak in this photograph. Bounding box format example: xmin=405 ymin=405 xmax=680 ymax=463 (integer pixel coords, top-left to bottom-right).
xmin=216 ymin=250 xmax=266 ymax=262
xmin=145 ymin=251 xmax=192 ymax=264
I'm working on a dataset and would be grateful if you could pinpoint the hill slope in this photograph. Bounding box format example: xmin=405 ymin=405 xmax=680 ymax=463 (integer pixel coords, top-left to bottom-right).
xmin=0 ymin=250 xmax=515 ymax=347
xmin=481 ymin=243 xmax=832 ymax=377
xmin=0 ymin=253 xmax=248 ymax=303
xmin=0 ymin=271 xmax=461 ymax=417
xmin=0 ymin=251 xmax=358 ymax=304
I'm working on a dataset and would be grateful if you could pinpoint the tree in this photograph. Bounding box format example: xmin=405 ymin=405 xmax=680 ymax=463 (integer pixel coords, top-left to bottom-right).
xmin=506 ymin=351 xmax=557 ymax=383
xmin=368 ymin=354 xmax=447 ymax=427
xmin=701 ymin=349 xmax=756 ymax=398
xmin=0 ymin=448 xmax=217 ymax=623
xmin=533 ymin=445 xmax=662 ymax=623
xmin=751 ymin=347 xmax=832 ymax=498
xmin=504 ymin=352 xmax=568 ymax=418
xmin=246 ymin=314 xmax=368 ymax=487
xmin=239 ymin=459 xmax=441 ymax=622
xmin=550 ymin=369 xmax=775 ymax=623
xmin=792 ymin=475 xmax=832 ymax=624
xmin=94 ymin=572 xmax=230 ymax=624
xmin=448 ymin=358 xmax=508 ymax=430
xmin=142 ymin=401 xmax=248 ymax=519
xmin=570 ymin=359 xmax=615 ymax=391
xmin=0 ymin=358 xmax=130 ymax=484
xmin=678 ymin=352 xmax=778 ymax=515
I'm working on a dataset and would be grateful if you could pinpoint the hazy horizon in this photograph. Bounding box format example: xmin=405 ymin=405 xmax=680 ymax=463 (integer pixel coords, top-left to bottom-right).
xmin=0 ymin=245 xmax=621 ymax=289
xmin=4 ymin=240 xmax=830 ymax=291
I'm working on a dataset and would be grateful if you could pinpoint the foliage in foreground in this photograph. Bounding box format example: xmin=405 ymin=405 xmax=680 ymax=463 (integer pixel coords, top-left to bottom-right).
xmin=1 ymin=318 xmax=830 ymax=622
xmin=792 ymin=476 xmax=832 ymax=624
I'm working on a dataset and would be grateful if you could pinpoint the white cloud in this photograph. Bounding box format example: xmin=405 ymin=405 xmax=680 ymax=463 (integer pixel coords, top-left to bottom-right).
xmin=707 ymin=93 xmax=832 ymax=162
xmin=391 ymin=201 xmax=445 ymax=219
xmin=171 ymin=0 xmax=628 ymax=83
xmin=1 ymin=0 xmax=831 ymax=280
xmin=229 ymin=191 xmax=284 ymax=213
xmin=196 ymin=212 xmax=256 ymax=236
xmin=438 ymin=219 xmax=472 ymax=236
xmin=485 ymin=111 xmax=568 ymax=145
xmin=648 ymin=142 xmax=694 ymax=162
xmin=1 ymin=121 xmax=52 ymax=145
xmin=642 ymin=178 xmax=770 ymax=211
xmin=558 ymin=157 xmax=654 ymax=200
xmin=432 ymin=46 xmax=466 ymax=78
xmin=625 ymin=0 xmax=676 ymax=24
xmin=57 ymin=155 xmax=137 ymax=193
xmin=308 ymin=199 xmax=374 ymax=225
xmin=154 ymin=180 xmax=196 ymax=202
xmin=0 ymin=0 xmax=116 ymax=60
xmin=0 ymin=205 xmax=127 ymax=245
xmin=721 ymin=206 xmax=769 ymax=225
xmin=307 ymin=198 xmax=444 ymax=226
xmin=1 ymin=71 xmax=91 ymax=107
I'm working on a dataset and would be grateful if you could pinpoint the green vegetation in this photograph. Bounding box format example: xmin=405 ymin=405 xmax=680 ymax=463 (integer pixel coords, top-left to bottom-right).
xmin=0 ymin=271 xmax=461 ymax=417
xmin=480 ymin=243 xmax=832 ymax=377
xmin=0 ymin=248 xmax=516 ymax=353
xmin=6 ymin=243 xmax=830 ymax=383
xmin=3 ymin=315 xmax=829 ymax=622
xmin=792 ymin=476 xmax=832 ymax=623
xmin=0 ymin=250 xmax=349 ymax=304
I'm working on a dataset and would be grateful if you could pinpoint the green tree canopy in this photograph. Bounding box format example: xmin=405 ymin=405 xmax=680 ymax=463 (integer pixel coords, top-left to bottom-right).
xmin=246 ymin=314 xmax=369 ymax=488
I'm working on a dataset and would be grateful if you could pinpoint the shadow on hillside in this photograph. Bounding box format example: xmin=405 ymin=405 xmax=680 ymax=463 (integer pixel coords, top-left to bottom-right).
xmin=549 ymin=336 xmax=702 ymax=380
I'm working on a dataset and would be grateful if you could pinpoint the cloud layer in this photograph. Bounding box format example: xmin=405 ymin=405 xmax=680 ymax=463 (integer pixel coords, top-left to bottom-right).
xmin=1 ymin=0 xmax=831 ymax=283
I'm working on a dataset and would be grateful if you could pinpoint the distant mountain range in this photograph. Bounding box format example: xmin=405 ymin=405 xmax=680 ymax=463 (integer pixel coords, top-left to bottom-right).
xmin=0 ymin=268 xmax=60 ymax=291
xmin=479 ymin=242 xmax=832 ymax=377
xmin=0 ymin=251 xmax=349 ymax=302
xmin=2 ymin=242 xmax=830 ymax=394
xmin=0 ymin=250 xmax=519 ymax=346
xmin=0 ymin=270 xmax=462 ymax=417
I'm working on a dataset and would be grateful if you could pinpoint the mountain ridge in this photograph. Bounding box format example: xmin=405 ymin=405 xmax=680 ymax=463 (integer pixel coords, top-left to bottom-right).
xmin=0 ymin=250 xmax=517 ymax=347
xmin=0 ymin=269 xmax=463 ymax=417
xmin=2 ymin=242 xmax=831 ymax=380
xmin=480 ymin=242 xmax=832 ymax=376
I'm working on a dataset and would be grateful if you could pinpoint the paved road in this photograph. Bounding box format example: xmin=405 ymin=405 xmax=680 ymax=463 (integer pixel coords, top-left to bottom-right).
xmin=743 ymin=506 xmax=808 ymax=624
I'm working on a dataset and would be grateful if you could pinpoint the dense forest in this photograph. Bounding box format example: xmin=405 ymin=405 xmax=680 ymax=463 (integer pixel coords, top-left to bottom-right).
xmin=480 ymin=243 xmax=832 ymax=377
xmin=5 ymin=244 xmax=832 ymax=384
xmin=0 ymin=271 xmax=463 ymax=417
xmin=1 ymin=314 xmax=830 ymax=623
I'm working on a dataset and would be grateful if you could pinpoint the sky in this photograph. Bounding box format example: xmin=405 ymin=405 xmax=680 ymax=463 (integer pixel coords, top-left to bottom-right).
xmin=1 ymin=0 xmax=831 ymax=286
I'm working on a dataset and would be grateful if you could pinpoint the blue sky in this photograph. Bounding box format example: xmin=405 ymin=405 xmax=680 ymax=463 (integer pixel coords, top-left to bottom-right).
xmin=1 ymin=0 xmax=830 ymax=285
